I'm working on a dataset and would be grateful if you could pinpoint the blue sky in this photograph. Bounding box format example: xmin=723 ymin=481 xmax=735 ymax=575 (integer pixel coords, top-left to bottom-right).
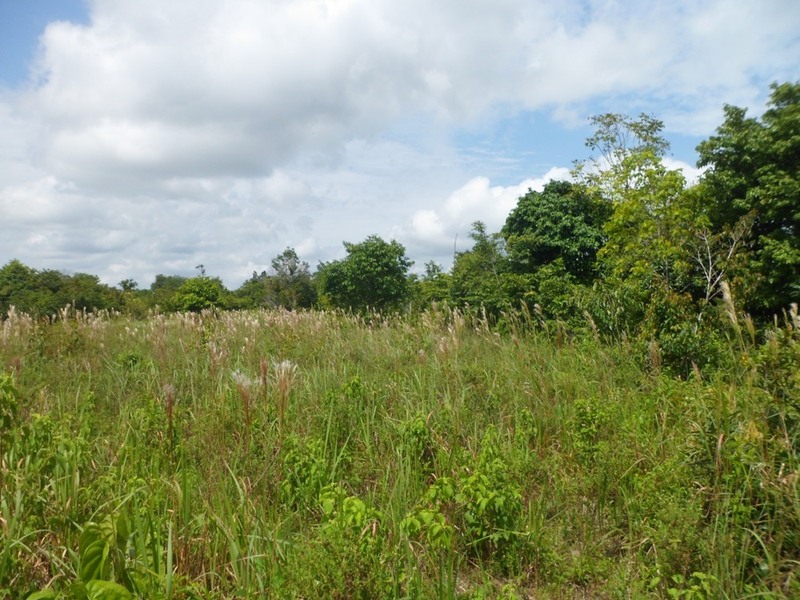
xmin=0 ymin=0 xmax=87 ymax=86
xmin=0 ymin=0 xmax=798 ymax=287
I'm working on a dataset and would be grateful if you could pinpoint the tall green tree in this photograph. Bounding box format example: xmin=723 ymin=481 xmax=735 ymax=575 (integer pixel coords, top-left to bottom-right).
xmin=269 ymin=247 xmax=316 ymax=309
xmin=0 ymin=260 xmax=120 ymax=316
xmin=317 ymin=235 xmax=413 ymax=312
xmin=0 ymin=260 xmax=42 ymax=315
xmin=575 ymin=113 xmax=695 ymax=298
xmin=412 ymin=261 xmax=452 ymax=308
xmin=502 ymin=180 xmax=610 ymax=282
xmin=449 ymin=222 xmax=528 ymax=315
xmin=236 ymin=271 xmax=271 ymax=308
xmin=149 ymin=274 xmax=187 ymax=310
xmin=577 ymin=112 xmax=738 ymax=371
xmin=697 ymin=81 xmax=800 ymax=315
xmin=577 ymin=112 xmax=670 ymax=201
xmin=62 ymin=273 xmax=116 ymax=312
xmin=236 ymin=248 xmax=317 ymax=309
xmin=598 ymin=159 xmax=692 ymax=295
xmin=173 ymin=276 xmax=227 ymax=312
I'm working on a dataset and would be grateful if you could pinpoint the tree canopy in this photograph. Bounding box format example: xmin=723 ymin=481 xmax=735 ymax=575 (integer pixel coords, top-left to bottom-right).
xmin=697 ymin=82 xmax=800 ymax=314
xmin=317 ymin=235 xmax=413 ymax=312
xmin=0 ymin=259 xmax=119 ymax=317
xmin=173 ymin=276 xmax=226 ymax=312
xmin=502 ymin=180 xmax=610 ymax=282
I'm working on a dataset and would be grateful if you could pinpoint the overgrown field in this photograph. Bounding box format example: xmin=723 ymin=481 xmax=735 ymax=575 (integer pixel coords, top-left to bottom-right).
xmin=1 ymin=305 xmax=799 ymax=598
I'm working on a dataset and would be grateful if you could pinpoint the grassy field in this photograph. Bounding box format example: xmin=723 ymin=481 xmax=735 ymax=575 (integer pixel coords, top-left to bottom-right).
xmin=1 ymin=305 xmax=799 ymax=598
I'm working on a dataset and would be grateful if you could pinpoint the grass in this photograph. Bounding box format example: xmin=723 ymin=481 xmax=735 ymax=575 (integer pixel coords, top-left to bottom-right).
xmin=1 ymin=304 xmax=798 ymax=598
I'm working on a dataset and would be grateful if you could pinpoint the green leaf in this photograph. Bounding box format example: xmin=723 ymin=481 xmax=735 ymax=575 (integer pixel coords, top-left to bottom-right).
xmin=321 ymin=495 xmax=336 ymax=517
xmin=26 ymin=591 xmax=57 ymax=600
xmin=79 ymin=536 xmax=110 ymax=582
xmin=85 ymin=580 xmax=134 ymax=600
xmin=114 ymin=513 xmax=129 ymax=552
xmin=69 ymin=582 xmax=89 ymax=600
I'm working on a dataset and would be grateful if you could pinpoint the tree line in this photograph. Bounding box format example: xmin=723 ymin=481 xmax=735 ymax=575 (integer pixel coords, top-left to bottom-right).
xmin=2 ymin=82 xmax=797 ymax=371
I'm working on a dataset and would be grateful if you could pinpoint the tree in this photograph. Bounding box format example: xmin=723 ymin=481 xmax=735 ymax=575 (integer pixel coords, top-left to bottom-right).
xmin=150 ymin=274 xmax=187 ymax=310
xmin=62 ymin=273 xmax=115 ymax=311
xmin=696 ymin=81 xmax=800 ymax=315
xmin=584 ymin=112 xmax=670 ymax=168
xmin=680 ymin=183 xmax=755 ymax=305
xmin=578 ymin=112 xmax=736 ymax=371
xmin=236 ymin=271 xmax=271 ymax=309
xmin=0 ymin=260 xmax=120 ymax=316
xmin=0 ymin=260 xmax=40 ymax=316
xmin=573 ymin=113 xmax=694 ymax=297
xmin=119 ymin=279 xmax=138 ymax=292
xmin=502 ymin=180 xmax=610 ymax=282
xmin=449 ymin=222 xmax=527 ymax=315
xmin=581 ymin=109 xmax=756 ymax=316
xmin=412 ymin=261 xmax=452 ymax=308
xmin=317 ymin=235 xmax=412 ymax=312
xmin=598 ymin=160 xmax=692 ymax=295
xmin=173 ymin=276 xmax=226 ymax=312
xmin=269 ymin=247 xmax=316 ymax=309
xmin=235 ymin=248 xmax=316 ymax=310
xmin=576 ymin=112 xmax=670 ymax=201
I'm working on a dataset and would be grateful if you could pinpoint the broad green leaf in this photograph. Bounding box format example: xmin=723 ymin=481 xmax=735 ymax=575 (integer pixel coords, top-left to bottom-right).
xmin=26 ymin=591 xmax=57 ymax=600
xmin=86 ymin=580 xmax=134 ymax=600
xmin=80 ymin=538 xmax=110 ymax=582
xmin=114 ymin=513 xmax=129 ymax=551
xmin=69 ymin=582 xmax=89 ymax=600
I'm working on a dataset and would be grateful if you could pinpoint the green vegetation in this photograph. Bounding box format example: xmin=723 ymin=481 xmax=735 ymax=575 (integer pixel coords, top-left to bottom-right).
xmin=317 ymin=236 xmax=413 ymax=312
xmin=1 ymin=304 xmax=799 ymax=598
xmin=697 ymin=82 xmax=800 ymax=316
xmin=1 ymin=80 xmax=798 ymax=598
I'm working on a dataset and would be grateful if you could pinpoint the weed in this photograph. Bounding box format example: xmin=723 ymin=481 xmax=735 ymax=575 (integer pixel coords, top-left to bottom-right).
xmin=1 ymin=306 xmax=798 ymax=597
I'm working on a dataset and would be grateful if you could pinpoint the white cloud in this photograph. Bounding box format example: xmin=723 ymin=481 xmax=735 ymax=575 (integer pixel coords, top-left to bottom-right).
xmin=403 ymin=166 xmax=572 ymax=264
xmin=412 ymin=210 xmax=445 ymax=242
xmin=662 ymin=158 xmax=705 ymax=187
xmin=23 ymin=0 xmax=795 ymax=188
xmin=1 ymin=0 xmax=797 ymax=286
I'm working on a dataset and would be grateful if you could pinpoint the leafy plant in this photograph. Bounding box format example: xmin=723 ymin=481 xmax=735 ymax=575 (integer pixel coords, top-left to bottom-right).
xmin=29 ymin=514 xmax=137 ymax=600
xmin=280 ymin=436 xmax=329 ymax=511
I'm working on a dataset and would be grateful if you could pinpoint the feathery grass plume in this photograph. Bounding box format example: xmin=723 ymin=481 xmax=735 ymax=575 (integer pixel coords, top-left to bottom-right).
xmin=721 ymin=281 xmax=738 ymax=327
xmin=721 ymin=280 xmax=746 ymax=352
xmin=273 ymin=359 xmax=297 ymax=432
xmin=208 ymin=341 xmax=228 ymax=384
xmin=648 ymin=339 xmax=662 ymax=375
xmin=743 ymin=314 xmax=756 ymax=346
xmin=520 ymin=300 xmax=534 ymax=329
xmin=3 ymin=306 xmax=35 ymax=344
xmin=232 ymin=371 xmax=255 ymax=435
xmin=437 ymin=307 xmax=466 ymax=358
xmin=478 ymin=305 xmax=491 ymax=334
xmin=58 ymin=304 xmax=73 ymax=323
xmin=533 ymin=302 xmax=549 ymax=332
xmin=584 ymin=310 xmax=599 ymax=338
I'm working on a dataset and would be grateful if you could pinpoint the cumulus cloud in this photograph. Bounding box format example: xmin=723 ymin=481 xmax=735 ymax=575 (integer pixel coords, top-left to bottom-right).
xmin=402 ymin=167 xmax=571 ymax=263
xmin=23 ymin=0 xmax=798 ymax=186
xmin=1 ymin=0 xmax=797 ymax=285
xmin=662 ymin=158 xmax=705 ymax=186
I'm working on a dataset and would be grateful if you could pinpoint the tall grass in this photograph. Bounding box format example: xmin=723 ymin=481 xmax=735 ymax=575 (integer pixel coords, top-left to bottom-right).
xmin=1 ymin=304 xmax=798 ymax=598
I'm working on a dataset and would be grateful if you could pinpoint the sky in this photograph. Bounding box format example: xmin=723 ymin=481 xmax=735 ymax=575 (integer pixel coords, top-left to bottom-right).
xmin=1 ymin=0 xmax=798 ymax=289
